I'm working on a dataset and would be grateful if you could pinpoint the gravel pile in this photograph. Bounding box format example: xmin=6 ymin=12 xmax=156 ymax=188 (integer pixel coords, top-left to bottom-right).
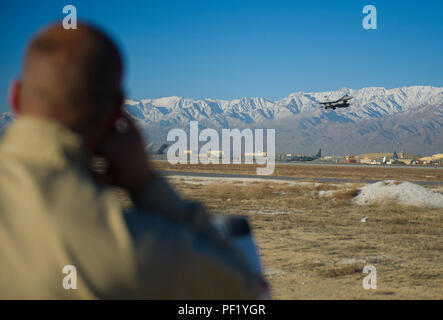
xmin=353 ymin=180 xmax=443 ymax=208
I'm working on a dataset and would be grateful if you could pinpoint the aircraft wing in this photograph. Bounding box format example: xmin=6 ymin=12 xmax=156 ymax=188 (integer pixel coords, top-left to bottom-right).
xmin=339 ymin=95 xmax=353 ymax=101
xmin=320 ymin=95 xmax=352 ymax=105
xmin=319 ymin=98 xmax=342 ymax=105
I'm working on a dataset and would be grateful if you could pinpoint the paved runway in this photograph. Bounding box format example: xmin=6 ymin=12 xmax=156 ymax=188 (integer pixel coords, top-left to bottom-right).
xmin=281 ymin=162 xmax=443 ymax=170
xmin=153 ymin=159 xmax=443 ymax=170
xmin=159 ymin=170 xmax=442 ymax=186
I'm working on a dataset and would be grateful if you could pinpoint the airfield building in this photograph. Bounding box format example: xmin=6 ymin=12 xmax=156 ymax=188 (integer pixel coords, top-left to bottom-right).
xmin=419 ymin=153 xmax=443 ymax=165
xmin=355 ymin=152 xmax=421 ymax=165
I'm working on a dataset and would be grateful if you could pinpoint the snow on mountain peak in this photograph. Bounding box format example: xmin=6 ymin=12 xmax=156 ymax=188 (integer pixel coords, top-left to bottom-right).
xmin=124 ymin=86 xmax=443 ymax=127
xmin=1 ymin=86 xmax=441 ymax=155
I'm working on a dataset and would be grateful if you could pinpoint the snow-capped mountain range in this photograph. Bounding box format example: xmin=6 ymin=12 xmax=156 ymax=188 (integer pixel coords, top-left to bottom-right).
xmin=1 ymin=86 xmax=442 ymax=155
xmin=125 ymin=86 xmax=443 ymax=155
xmin=126 ymin=86 xmax=443 ymax=126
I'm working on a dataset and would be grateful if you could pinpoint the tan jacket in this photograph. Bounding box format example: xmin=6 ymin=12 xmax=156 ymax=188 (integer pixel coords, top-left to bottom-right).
xmin=0 ymin=116 xmax=261 ymax=299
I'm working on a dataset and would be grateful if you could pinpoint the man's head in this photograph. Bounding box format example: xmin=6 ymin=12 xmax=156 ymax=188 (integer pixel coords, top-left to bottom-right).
xmin=10 ymin=22 xmax=124 ymax=149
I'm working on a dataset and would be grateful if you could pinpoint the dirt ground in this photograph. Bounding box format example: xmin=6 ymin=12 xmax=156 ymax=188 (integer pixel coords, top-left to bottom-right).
xmin=117 ymin=162 xmax=443 ymax=299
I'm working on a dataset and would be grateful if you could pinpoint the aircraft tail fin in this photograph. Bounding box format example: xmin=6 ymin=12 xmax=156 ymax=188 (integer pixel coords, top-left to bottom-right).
xmin=316 ymin=148 xmax=322 ymax=158
xmin=157 ymin=143 xmax=169 ymax=154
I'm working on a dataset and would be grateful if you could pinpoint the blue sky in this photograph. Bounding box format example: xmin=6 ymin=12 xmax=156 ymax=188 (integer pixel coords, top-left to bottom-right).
xmin=0 ymin=0 xmax=442 ymax=113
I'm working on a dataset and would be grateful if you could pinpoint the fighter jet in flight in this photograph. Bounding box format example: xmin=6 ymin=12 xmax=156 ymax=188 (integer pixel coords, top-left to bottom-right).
xmin=319 ymin=94 xmax=353 ymax=110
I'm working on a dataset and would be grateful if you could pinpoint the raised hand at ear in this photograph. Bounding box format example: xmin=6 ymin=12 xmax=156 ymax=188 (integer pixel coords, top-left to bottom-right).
xmin=92 ymin=113 xmax=154 ymax=192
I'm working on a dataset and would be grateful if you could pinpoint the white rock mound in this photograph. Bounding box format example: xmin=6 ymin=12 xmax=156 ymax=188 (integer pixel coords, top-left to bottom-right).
xmin=353 ymin=180 xmax=443 ymax=208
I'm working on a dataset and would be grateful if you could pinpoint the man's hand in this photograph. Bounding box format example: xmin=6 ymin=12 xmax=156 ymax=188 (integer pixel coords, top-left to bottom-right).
xmin=93 ymin=114 xmax=153 ymax=192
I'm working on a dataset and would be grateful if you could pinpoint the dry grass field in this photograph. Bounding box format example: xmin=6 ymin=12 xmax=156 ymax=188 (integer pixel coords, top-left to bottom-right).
xmin=152 ymin=161 xmax=443 ymax=184
xmin=116 ymin=162 xmax=443 ymax=299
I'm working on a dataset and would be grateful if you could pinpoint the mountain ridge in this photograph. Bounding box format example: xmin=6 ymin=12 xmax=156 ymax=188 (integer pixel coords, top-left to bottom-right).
xmin=1 ymin=86 xmax=442 ymax=155
xmin=125 ymin=86 xmax=443 ymax=124
xmin=124 ymin=86 xmax=443 ymax=155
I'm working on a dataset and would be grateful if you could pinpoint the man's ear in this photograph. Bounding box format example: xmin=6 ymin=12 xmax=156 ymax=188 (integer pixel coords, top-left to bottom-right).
xmin=9 ymin=80 xmax=21 ymax=115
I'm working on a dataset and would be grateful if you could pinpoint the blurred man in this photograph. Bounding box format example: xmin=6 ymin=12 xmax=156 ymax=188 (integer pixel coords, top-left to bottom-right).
xmin=0 ymin=23 xmax=262 ymax=299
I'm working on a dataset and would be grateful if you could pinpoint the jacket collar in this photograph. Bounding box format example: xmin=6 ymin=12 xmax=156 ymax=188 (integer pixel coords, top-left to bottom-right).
xmin=0 ymin=115 xmax=91 ymax=168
